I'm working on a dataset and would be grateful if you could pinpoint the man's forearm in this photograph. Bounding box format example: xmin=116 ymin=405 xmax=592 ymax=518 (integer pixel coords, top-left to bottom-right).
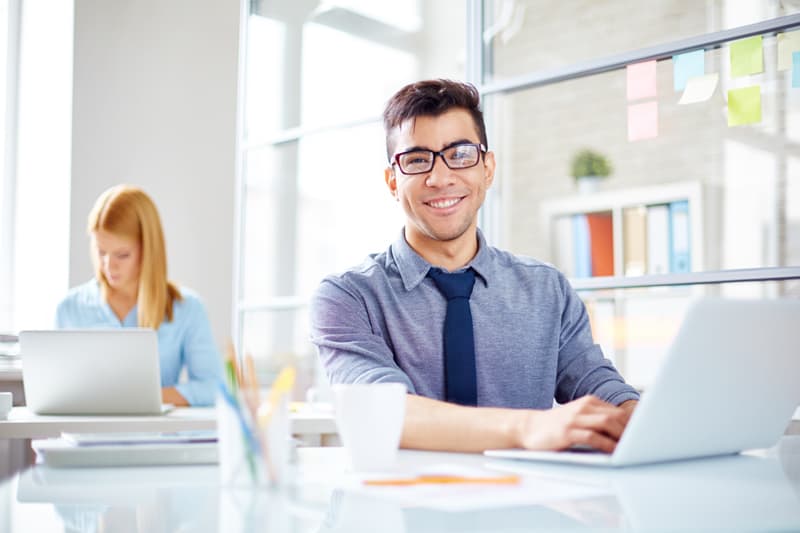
xmin=400 ymin=394 xmax=637 ymax=453
xmin=401 ymin=394 xmax=525 ymax=452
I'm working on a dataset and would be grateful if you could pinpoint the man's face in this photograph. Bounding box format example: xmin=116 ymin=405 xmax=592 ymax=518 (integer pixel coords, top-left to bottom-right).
xmin=384 ymin=108 xmax=495 ymax=248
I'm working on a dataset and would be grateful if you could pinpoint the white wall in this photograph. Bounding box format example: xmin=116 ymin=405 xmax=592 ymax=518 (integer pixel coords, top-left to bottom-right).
xmin=69 ymin=0 xmax=240 ymax=349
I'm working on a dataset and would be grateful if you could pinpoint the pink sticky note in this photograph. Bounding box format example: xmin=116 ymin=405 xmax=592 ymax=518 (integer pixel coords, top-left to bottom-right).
xmin=627 ymin=60 xmax=657 ymax=101
xmin=627 ymin=101 xmax=658 ymax=141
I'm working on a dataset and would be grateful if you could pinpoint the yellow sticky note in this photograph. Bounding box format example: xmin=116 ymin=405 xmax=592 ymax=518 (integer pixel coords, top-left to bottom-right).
xmin=678 ymin=73 xmax=718 ymax=105
xmin=730 ymin=36 xmax=763 ymax=77
xmin=778 ymin=31 xmax=800 ymax=71
xmin=727 ymin=86 xmax=761 ymax=127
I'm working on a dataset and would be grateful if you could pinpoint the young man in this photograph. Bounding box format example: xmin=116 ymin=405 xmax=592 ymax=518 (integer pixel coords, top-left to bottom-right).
xmin=310 ymin=79 xmax=639 ymax=453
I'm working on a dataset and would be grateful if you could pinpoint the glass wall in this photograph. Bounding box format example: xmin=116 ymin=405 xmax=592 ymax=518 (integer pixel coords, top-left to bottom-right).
xmin=481 ymin=0 xmax=800 ymax=387
xmin=484 ymin=0 xmax=800 ymax=81
xmin=237 ymin=0 xmax=800 ymax=393
xmin=237 ymin=1 xmax=465 ymax=387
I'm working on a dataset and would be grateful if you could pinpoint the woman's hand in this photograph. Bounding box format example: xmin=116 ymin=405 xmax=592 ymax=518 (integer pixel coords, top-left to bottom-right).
xmin=161 ymin=387 xmax=189 ymax=407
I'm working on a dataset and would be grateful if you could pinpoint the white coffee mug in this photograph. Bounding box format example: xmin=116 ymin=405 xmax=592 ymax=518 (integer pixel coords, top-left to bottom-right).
xmin=332 ymin=383 xmax=406 ymax=472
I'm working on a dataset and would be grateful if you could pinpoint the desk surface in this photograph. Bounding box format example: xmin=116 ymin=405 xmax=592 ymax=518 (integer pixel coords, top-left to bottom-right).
xmin=2 ymin=437 xmax=799 ymax=532
xmin=0 ymin=358 xmax=22 ymax=382
xmin=0 ymin=406 xmax=337 ymax=441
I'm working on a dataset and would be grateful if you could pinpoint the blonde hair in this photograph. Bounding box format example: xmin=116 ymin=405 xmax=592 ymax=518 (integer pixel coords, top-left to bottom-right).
xmin=88 ymin=185 xmax=182 ymax=329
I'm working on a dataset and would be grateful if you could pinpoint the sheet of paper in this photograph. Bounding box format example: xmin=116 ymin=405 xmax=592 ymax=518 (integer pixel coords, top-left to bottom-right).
xmin=777 ymin=30 xmax=800 ymax=71
xmin=626 ymin=60 xmax=657 ymax=100
xmin=678 ymin=73 xmax=718 ymax=104
xmin=673 ymin=50 xmax=705 ymax=92
xmin=727 ymin=85 xmax=761 ymax=127
xmin=346 ymin=463 xmax=611 ymax=511
xmin=730 ymin=35 xmax=763 ymax=77
xmin=627 ymin=101 xmax=658 ymax=141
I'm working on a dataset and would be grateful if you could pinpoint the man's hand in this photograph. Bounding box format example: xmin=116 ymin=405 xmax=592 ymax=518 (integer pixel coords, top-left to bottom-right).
xmin=401 ymin=394 xmax=638 ymax=453
xmin=513 ymin=396 xmax=634 ymax=453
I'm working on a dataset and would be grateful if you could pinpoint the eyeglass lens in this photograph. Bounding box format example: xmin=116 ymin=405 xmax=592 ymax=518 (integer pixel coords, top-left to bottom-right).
xmin=398 ymin=144 xmax=480 ymax=174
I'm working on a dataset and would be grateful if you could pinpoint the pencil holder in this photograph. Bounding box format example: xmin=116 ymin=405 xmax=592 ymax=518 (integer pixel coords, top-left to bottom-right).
xmin=217 ymin=391 xmax=290 ymax=489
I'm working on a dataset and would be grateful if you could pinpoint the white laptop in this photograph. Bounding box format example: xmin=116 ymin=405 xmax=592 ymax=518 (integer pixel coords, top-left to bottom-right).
xmin=485 ymin=298 xmax=800 ymax=467
xmin=21 ymin=329 xmax=168 ymax=415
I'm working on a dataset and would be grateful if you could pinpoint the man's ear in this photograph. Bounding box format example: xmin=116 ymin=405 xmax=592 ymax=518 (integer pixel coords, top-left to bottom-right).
xmin=483 ymin=150 xmax=496 ymax=189
xmin=385 ymin=166 xmax=398 ymax=199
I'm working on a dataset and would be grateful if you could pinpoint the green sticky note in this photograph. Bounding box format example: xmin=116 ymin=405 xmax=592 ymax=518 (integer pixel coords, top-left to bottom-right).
xmin=730 ymin=36 xmax=763 ymax=77
xmin=727 ymin=86 xmax=761 ymax=127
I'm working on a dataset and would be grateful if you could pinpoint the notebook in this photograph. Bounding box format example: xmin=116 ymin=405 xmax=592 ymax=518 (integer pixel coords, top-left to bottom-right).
xmin=31 ymin=438 xmax=218 ymax=467
xmin=20 ymin=329 xmax=168 ymax=415
xmin=485 ymin=298 xmax=800 ymax=467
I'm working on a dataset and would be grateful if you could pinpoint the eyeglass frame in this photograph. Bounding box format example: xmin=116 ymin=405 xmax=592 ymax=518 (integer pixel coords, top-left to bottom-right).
xmin=390 ymin=142 xmax=487 ymax=175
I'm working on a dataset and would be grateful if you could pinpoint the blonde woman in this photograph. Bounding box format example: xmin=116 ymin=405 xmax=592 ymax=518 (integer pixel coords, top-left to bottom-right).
xmin=56 ymin=185 xmax=221 ymax=406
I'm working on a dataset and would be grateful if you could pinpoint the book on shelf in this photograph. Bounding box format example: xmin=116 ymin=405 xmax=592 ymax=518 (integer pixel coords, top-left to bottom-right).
xmin=553 ymin=215 xmax=576 ymax=277
xmin=586 ymin=212 xmax=614 ymax=276
xmin=668 ymin=200 xmax=691 ymax=273
xmin=623 ymin=206 xmax=648 ymax=276
xmin=572 ymin=214 xmax=592 ymax=278
xmin=646 ymin=204 xmax=670 ymax=275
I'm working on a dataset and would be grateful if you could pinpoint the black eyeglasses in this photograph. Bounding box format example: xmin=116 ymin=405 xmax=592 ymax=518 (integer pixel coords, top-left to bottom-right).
xmin=392 ymin=143 xmax=486 ymax=175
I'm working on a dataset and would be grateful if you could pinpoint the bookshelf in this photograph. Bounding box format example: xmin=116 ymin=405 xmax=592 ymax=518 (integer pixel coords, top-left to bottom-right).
xmin=540 ymin=181 xmax=707 ymax=280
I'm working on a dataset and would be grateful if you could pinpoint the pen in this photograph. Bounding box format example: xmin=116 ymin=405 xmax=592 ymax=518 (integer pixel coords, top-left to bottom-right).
xmin=364 ymin=474 xmax=520 ymax=486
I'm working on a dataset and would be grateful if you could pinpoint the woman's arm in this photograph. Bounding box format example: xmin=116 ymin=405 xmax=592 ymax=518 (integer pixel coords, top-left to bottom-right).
xmin=175 ymin=294 xmax=223 ymax=406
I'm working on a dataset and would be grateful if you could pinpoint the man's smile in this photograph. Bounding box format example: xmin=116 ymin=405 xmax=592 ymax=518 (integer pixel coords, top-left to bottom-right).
xmin=424 ymin=196 xmax=466 ymax=209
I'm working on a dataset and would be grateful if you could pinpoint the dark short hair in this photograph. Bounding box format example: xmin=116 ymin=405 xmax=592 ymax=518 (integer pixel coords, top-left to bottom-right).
xmin=383 ymin=79 xmax=487 ymax=161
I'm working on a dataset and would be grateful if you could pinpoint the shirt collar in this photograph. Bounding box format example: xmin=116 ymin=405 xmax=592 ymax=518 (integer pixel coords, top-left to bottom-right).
xmin=92 ymin=277 xmax=139 ymax=326
xmin=390 ymin=228 xmax=492 ymax=291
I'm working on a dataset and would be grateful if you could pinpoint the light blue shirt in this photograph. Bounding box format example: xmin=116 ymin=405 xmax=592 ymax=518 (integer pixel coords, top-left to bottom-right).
xmin=311 ymin=229 xmax=640 ymax=408
xmin=55 ymin=279 xmax=222 ymax=406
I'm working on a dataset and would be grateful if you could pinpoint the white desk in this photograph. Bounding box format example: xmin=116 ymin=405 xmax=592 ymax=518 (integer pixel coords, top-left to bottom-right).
xmin=0 ymin=358 xmax=23 ymax=405
xmin=0 ymin=406 xmax=338 ymax=445
xmin=2 ymin=437 xmax=799 ymax=532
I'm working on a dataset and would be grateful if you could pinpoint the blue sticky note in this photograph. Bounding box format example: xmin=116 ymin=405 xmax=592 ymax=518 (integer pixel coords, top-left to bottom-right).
xmin=673 ymin=50 xmax=705 ymax=92
xmin=793 ymin=51 xmax=800 ymax=88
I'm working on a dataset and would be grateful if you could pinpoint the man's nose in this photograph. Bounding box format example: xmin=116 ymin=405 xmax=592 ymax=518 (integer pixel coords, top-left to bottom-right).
xmin=425 ymin=156 xmax=456 ymax=187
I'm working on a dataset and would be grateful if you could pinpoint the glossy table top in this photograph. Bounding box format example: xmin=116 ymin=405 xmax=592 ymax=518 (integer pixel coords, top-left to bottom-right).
xmin=2 ymin=435 xmax=799 ymax=532
xmin=0 ymin=405 xmax=337 ymax=442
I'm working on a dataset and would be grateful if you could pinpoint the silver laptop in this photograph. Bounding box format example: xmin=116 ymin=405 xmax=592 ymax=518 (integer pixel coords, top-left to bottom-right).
xmin=485 ymin=298 xmax=800 ymax=467
xmin=21 ymin=329 xmax=167 ymax=415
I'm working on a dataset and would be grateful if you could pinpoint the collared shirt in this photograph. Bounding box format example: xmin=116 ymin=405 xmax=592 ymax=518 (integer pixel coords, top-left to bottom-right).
xmin=55 ymin=279 xmax=222 ymax=406
xmin=310 ymin=229 xmax=639 ymax=408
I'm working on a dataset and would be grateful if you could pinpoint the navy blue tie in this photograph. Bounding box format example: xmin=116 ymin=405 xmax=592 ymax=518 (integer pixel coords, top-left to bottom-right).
xmin=428 ymin=267 xmax=477 ymax=406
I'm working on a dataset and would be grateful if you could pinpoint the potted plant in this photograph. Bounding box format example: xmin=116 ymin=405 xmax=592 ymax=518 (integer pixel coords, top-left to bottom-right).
xmin=570 ymin=149 xmax=612 ymax=194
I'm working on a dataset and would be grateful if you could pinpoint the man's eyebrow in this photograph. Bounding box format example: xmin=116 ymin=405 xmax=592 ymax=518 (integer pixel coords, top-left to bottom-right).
xmin=399 ymin=139 xmax=476 ymax=153
xmin=441 ymin=139 xmax=475 ymax=150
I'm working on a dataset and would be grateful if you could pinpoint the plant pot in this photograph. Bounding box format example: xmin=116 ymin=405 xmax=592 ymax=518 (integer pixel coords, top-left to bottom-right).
xmin=576 ymin=175 xmax=603 ymax=194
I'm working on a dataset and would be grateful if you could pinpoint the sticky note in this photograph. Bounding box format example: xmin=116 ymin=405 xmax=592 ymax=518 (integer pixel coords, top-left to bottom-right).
xmin=727 ymin=86 xmax=761 ymax=127
xmin=627 ymin=60 xmax=657 ymax=101
xmin=778 ymin=31 xmax=800 ymax=71
xmin=673 ymin=50 xmax=705 ymax=92
xmin=730 ymin=36 xmax=763 ymax=77
xmin=793 ymin=51 xmax=800 ymax=88
xmin=627 ymin=101 xmax=658 ymax=141
xmin=678 ymin=73 xmax=719 ymax=104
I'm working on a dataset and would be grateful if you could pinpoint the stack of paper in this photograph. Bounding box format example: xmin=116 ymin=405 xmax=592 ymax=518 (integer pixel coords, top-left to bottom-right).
xmin=32 ymin=430 xmax=218 ymax=468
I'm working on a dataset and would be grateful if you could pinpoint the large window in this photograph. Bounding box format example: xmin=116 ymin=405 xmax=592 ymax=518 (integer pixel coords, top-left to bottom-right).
xmin=480 ymin=0 xmax=800 ymax=387
xmin=237 ymin=0 xmax=800 ymax=393
xmin=236 ymin=1 xmax=465 ymax=387
xmin=0 ymin=1 xmax=72 ymax=336
xmin=0 ymin=0 xmax=17 ymax=333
